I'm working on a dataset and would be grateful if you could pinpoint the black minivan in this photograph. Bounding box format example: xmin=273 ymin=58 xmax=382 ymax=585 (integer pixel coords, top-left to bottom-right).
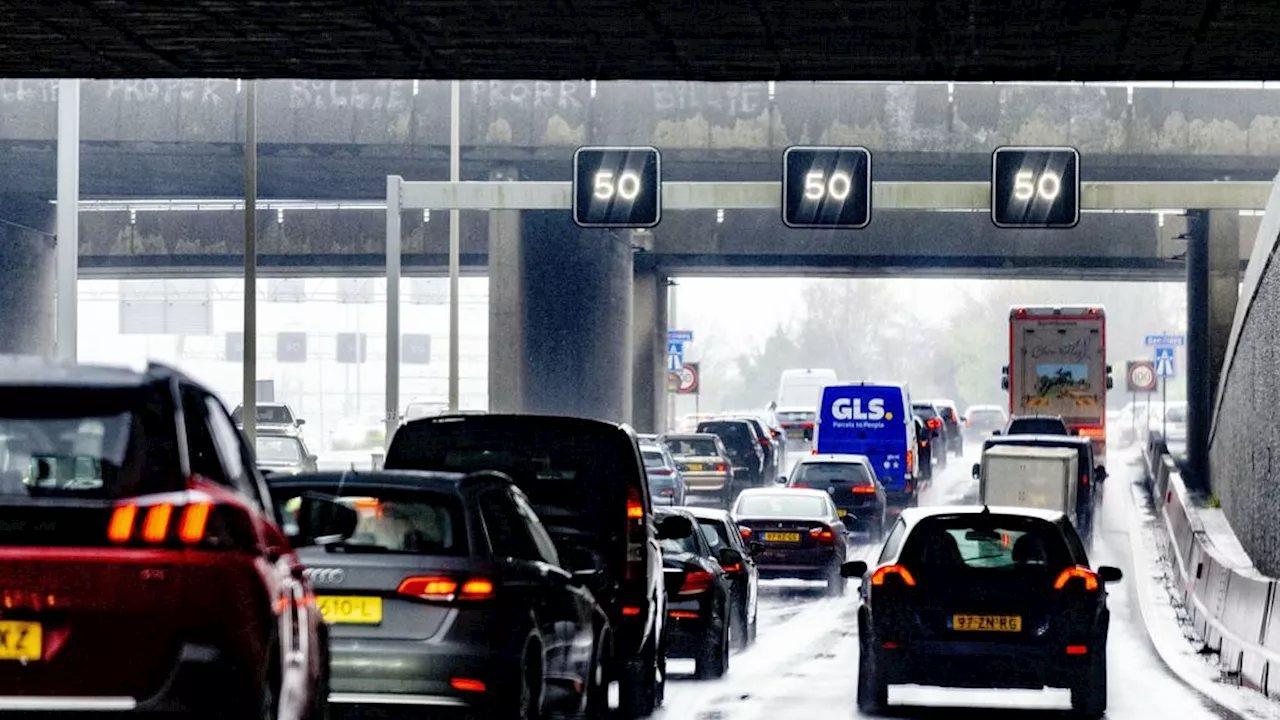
xmin=697 ymin=419 xmax=766 ymax=489
xmin=384 ymin=413 xmax=691 ymax=718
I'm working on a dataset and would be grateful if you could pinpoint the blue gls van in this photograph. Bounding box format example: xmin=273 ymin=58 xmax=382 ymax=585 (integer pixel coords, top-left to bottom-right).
xmin=814 ymin=383 xmax=921 ymax=507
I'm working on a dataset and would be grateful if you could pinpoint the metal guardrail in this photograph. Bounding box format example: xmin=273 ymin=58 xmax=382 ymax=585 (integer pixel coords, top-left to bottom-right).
xmin=1144 ymin=435 xmax=1280 ymax=694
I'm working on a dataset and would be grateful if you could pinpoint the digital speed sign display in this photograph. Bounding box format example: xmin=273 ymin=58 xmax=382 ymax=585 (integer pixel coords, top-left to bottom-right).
xmin=991 ymin=146 xmax=1080 ymax=229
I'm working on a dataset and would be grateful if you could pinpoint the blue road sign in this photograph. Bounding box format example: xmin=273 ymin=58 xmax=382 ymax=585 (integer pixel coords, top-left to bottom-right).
xmin=1155 ymin=346 xmax=1175 ymax=377
xmin=667 ymin=341 xmax=684 ymax=355
xmin=668 ymin=330 xmax=694 ymax=343
xmin=667 ymin=350 xmax=683 ymax=372
xmin=1145 ymin=334 xmax=1185 ymax=346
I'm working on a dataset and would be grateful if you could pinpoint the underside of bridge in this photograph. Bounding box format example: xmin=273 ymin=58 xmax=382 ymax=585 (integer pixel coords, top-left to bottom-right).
xmin=6 ymin=1 xmax=1280 ymax=81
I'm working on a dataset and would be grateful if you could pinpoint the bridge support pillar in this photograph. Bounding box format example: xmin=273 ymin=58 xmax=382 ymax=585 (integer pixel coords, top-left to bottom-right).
xmin=488 ymin=206 xmax=634 ymax=422
xmin=1185 ymin=209 xmax=1241 ymax=492
xmin=632 ymin=259 xmax=668 ymax=433
xmin=0 ymin=195 xmax=55 ymax=355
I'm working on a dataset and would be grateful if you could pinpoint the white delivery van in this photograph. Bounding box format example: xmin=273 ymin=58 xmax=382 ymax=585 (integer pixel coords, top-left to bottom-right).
xmin=978 ymin=445 xmax=1078 ymax=517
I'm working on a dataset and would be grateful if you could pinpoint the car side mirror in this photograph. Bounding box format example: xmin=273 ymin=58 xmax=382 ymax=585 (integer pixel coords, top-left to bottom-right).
xmin=777 ymin=475 xmax=787 ymax=485
xmin=971 ymin=463 xmax=981 ymax=480
xmin=296 ymin=418 xmax=306 ymax=426
xmin=717 ymin=547 xmax=745 ymax=569
xmin=747 ymin=541 xmax=766 ymax=557
xmin=1098 ymin=565 xmax=1123 ymax=583
xmin=563 ymin=546 xmax=605 ymax=577
xmin=992 ymin=430 xmax=1002 ymax=436
xmin=1095 ymin=465 xmax=1108 ymax=481
xmin=656 ymin=514 xmax=694 ymax=541
xmin=840 ymin=560 xmax=868 ymax=578
xmin=307 ymin=454 xmax=319 ymax=464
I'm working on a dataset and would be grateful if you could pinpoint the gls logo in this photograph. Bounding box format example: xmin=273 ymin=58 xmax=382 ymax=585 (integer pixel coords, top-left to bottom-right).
xmin=831 ymin=397 xmax=890 ymax=421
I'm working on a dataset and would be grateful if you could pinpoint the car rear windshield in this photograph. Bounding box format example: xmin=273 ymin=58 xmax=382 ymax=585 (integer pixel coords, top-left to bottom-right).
xmin=792 ymin=462 xmax=874 ymax=487
xmin=233 ymin=405 xmax=293 ymax=424
xmin=969 ymin=409 xmax=1006 ymax=423
xmin=660 ymin=527 xmax=701 ymax=556
xmin=384 ymin=418 xmax=636 ymax=550
xmin=697 ymin=518 xmax=731 ymax=551
xmin=0 ymin=387 xmax=178 ymax=499
xmin=1008 ymin=418 xmax=1069 ymax=435
xmin=667 ymin=437 xmax=719 ymax=457
xmin=641 ymin=449 xmax=667 ymax=468
xmin=698 ymin=422 xmax=755 ymax=450
xmin=912 ymin=405 xmax=938 ymax=419
xmin=902 ymin=516 xmax=1072 ymax=573
xmin=278 ymin=490 xmax=466 ymax=555
xmin=736 ymin=493 xmax=827 ymax=518
xmin=257 ymin=435 xmax=304 ymax=463
xmin=777 ymin=411 xmax=814 ymax=423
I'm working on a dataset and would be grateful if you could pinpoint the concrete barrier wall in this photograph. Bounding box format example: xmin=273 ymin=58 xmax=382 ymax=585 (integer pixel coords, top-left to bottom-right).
xmin=1146 ymin=439 xmax=1280 ymax=694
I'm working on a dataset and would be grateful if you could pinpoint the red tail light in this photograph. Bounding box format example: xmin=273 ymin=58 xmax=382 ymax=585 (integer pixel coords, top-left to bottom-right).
xmin=871 ymin=564 xmax=916 ymax=586
xmin=679 ymin=570 xmax=713 ymax=595
xmin=852 ymin=485 xmax=877 ymax=494
xmin=627 ymin=501 xmax=643 ymax=519
xmin=801 ymin=422 xmax=814 ymax=429
xmin=1066 ymin=645 xmax=1088 ymax=656
xmin=715 ymin=463 xmax=727 ymax=472
xmin=792 ymin=482 xmax=809 ymax=488
xmin=398 ymin=576 xmax=495 ymax=601
xmin=809 ymin=526 xmax=835 ymax=543
xmin=450 ymin=678 xmax=487 ymax=692
xmin=739 ymin=525 xmax=752 ymax=539
xmin=904 ymin=481 xmax=913 ymax=493
xmin=1053 ymin=566 xmax=1099 ymax=591
xmin=1081 ymin=474 xmax=1089 ymax=486
xmin=927 ymin=418 xmax=941 ymax=430
xmin=651 ymin=468 xmax=674 ymax=476
xmin=721 ymin=563 xmax=742 ymax=573
xmin=108 ymin=493 xmax=222 ymax=547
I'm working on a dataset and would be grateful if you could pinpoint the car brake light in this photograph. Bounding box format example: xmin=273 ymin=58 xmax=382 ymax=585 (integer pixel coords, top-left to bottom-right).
xmin=398 ymin=576 xmax=495 ymax=601
xmin=871 ymin=564 xmax=916 ymax=586
xmin=721 ymin=563 xmax=742 ymax=572
xmin=679 ymin=570 xmax=713 ymax=595
xmin=1081 ymin=474 xmax=1089 ymax=486
xmin=852 ymin=485 xmax=876 ymax=494
xmin=927 ymin=418 xmax=941 ymax=429
xmin=1066 ymin=645 xmax=1088 ymax=655
xmin=1077 ymin=427 xmax=1105 ymax=439
xmin=1053 ymin=566 xmax=1099 ymax=591
xmin=622 ymin=606 xmax=642 ymax=616
xmin=109 ymin=495 xmax=220 ymax=547
xmin=450 ymin=678 xmax=487 ymax=692
xmin=739 ymin=526 xmax=752 ymax=539
xmin=904 ymin=480 xmax=913 ymax=493
xmin=627 ymin=500 xmax=643 ymax=519
xmin=792 ymin=482 xmax=809 ymax=488
xmin=809 ymin=526 xmax=834 ymax=543
xmin=670 ymin=610 xmax=700 ymax=619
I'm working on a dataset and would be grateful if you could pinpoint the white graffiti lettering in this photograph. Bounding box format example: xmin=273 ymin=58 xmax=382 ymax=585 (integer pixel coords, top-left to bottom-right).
xmin=469 ymin=80 xmax=583 ymax=111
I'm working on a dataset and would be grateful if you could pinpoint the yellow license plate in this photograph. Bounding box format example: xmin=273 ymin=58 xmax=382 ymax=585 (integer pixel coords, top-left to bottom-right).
xmin=838 ymin=509 xmax=848 ymax=517
xmin=786 ymin=429 xmax=804 ymax=438
xmin=318 ymin=595 xmax=383 ymax=625
xmin=686 ymin=464 xmax=703 ymax=471
xmin=0 ymin=621 xmax=41 ymax=661
xmin=763 ymin=532 xmax=801 ymax=542
xmin=952 ymin=614 xmax=1022 ymax=632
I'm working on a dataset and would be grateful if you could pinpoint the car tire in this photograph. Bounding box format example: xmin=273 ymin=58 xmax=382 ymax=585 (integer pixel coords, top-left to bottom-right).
xmin=695 ymin=609 xmax=730 ymax=680
xmin=826 ymin=563 xmax=846 ymax=597
xmin=748 ymin=607 xmax=758 ymax=645
xmin=731 ymin=597 xmax=750 ymax=651
xmin=1070 ymin=645 xmax=1107 ymax=718
xmin=620 ymin=633 xmax=659 ymax=717
xmin=583 ymin=629 xmax=610 ymax=720
xmin=499 ymin=637 xmax=544 ymax=720
xmin=856 ymin=636 xmax=888 ymax=715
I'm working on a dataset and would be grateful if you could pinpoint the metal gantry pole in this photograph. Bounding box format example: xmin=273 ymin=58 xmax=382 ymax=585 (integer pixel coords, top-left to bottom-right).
xmin=55 ymin=79 xmax=80 ymax=362
xmin=386 ymin=175 xmax=403 ymax=449
xmin=242 ymin=80 xmax=258 ymax=446
xmin=448 ymin=80 xmax=461 ymax=411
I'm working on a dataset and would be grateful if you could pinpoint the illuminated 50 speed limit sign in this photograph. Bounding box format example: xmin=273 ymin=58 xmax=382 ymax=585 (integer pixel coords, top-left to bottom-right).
xmin=573 ymin=146 xmax=661 ymax=228
xmin=991 ymin=146 xmax=1080 ymax=229
xmin=782 ymin=146 xmax=872 ymax=229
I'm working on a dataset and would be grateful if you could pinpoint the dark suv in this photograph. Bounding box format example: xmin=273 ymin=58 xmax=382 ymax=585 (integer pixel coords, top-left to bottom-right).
xmin=0 ymin=360 xmax=330 ymax=717
xmin=697 ymin=419 xmax=766 ymax=488
xmin=383 ymin=413 xmax=688 ymax=718
xmin=930 ymin=399 xmax=964 ymax=456
xmin=911 ymin=402 xmax=948 ymax=469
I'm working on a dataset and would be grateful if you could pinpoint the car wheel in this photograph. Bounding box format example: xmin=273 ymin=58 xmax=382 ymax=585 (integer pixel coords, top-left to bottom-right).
xmin=826 ymin=563 xmax=846 ymax=597
xmin=856 ymin=635 xmax=888 ymax=715
xmin=731 ymin=597 xmax=750 ymax=651
xmin=620 ymin=633 xmax=659 ymax=717
xmin=1069 ymin=645 xmax=1107 ymax=718
xmin=695 ymin=609 xmax=730 ymax=680
xmin=583 ymin=629 xmax=610 ymax=720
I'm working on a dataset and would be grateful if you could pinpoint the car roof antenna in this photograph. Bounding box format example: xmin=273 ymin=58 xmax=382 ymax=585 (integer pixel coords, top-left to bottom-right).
xmin=981 ymin=504 xmax=991 ymax=515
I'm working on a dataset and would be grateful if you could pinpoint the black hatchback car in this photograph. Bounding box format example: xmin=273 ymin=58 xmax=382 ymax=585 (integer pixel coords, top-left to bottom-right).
xmin=270 ymin=469 xmax=608 ymax=719
xmin=845 ymin=506 xmax=1122 ymax=718
xmin=654 ymin=507 xmax=736 ymax=680
xmin=384 ymin=414 xmax=686 ymax=718
xmin=787 ymin=454 xmax=887 ymax=542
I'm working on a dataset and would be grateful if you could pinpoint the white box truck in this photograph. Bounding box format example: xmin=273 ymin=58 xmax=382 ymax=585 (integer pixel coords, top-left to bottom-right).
xmin=978 ymin=445 xmax=1078 ymax=517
